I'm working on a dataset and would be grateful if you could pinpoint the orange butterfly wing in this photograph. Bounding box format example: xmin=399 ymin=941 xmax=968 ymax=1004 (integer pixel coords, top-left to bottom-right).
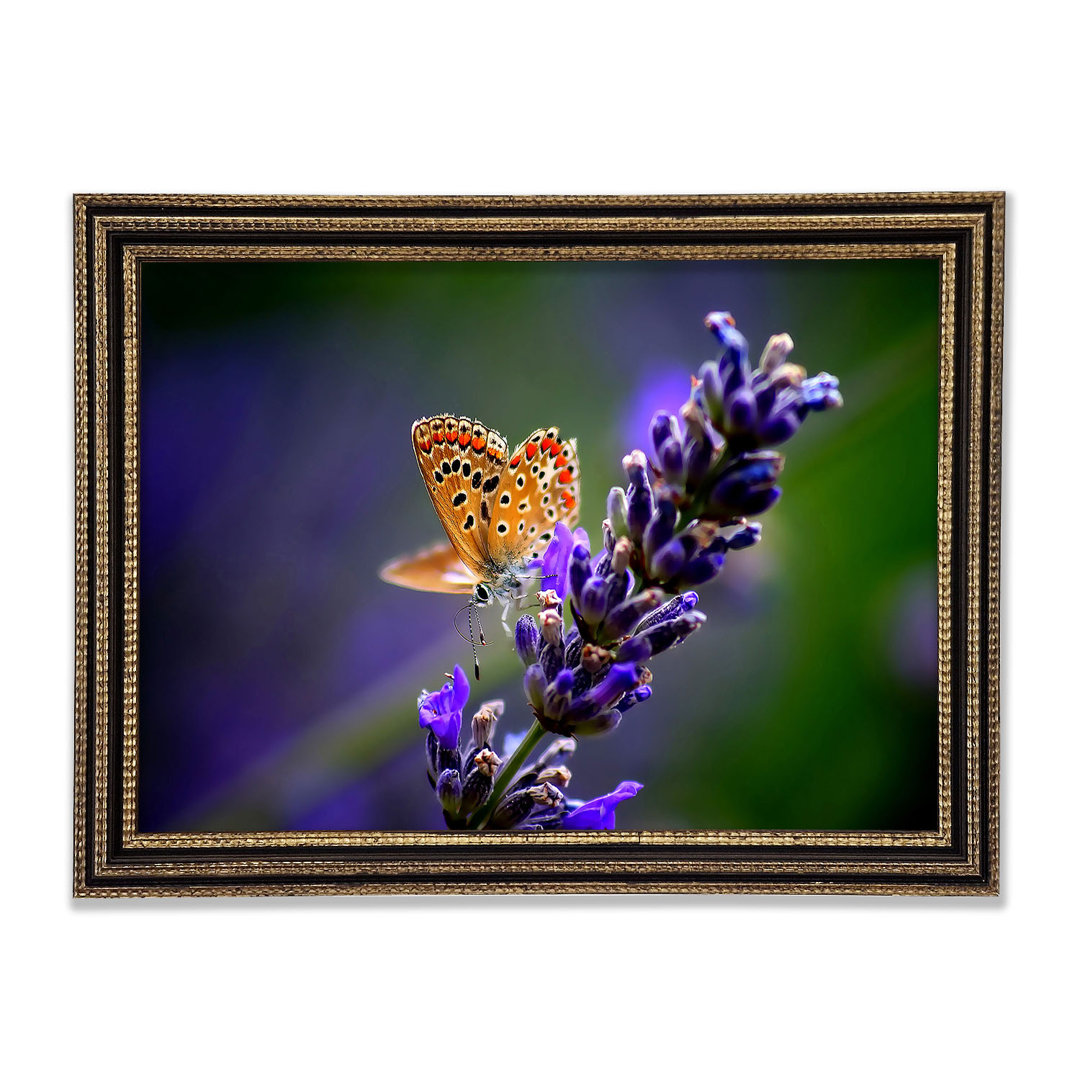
xmin=488 ymin=426 xmax=581 ymax=564
xmin=377 ymin=415 xmax=510 ymax=593
xmin=377 ymin=541 xmax=478 ymax=595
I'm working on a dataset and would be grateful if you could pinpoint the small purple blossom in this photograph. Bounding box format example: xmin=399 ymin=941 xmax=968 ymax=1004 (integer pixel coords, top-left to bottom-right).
xmin=418 ymin=664 xmax=469 ymax=749
xmin=562 ymin=781 xmax=644 ymax=830
xmin=539 ymin=521 xmax=590 ymax=598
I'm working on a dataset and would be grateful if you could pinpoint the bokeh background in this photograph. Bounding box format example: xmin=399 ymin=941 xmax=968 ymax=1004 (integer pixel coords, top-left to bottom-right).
xmin=139 ymin=257 xmax=940 ymax=832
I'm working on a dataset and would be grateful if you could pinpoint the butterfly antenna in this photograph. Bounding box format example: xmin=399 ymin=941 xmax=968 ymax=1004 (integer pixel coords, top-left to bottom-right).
xmin=471 ymin=602 xmax=489 ymax=679
xmin=453 ymin=601 xmax=488 ymax=680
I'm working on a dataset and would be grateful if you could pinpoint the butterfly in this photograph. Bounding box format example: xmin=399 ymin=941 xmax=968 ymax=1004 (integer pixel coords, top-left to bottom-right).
xmin=379 ymin=415 xmax=580 ymax=673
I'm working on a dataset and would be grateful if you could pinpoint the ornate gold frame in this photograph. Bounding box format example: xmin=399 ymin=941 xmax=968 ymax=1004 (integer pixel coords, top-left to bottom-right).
xmin=74 ymin=193 xmax=1003 ymax=896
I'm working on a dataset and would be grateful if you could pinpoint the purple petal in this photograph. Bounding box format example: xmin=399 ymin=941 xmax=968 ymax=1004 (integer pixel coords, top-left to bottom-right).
xmin=541 ymin=521 xmax=575 ymax=598
xmin=449 ymin=664 xmax=470 ymax=711
xmin=562 ymin=780 xmax=644 ymax=830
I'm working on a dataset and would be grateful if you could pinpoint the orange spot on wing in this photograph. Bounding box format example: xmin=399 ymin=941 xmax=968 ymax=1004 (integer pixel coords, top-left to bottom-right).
xmin=458 ymin=431 xmax=471 ymax=447
xmin=509 ymin=454 xmax=521 ymax=467
xmin=432 ymin=431 xmax=444 ymax=443
xmin=561 ymin=492 xmax=576 ymax=510
xmin=526 ymin=442 xmax=538 ymax=460
xmin=554 ymin=454 xmax=568 ymax=468
xmin=540 ymin=437 xmax=553 ymax=452
xmin=472 ymin=435 xmax=486 ymax=451
xmin=558 ymin=468 xmax=573 ymax=484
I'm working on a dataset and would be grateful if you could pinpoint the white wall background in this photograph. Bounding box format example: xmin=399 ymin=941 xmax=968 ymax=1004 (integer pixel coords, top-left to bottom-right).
xmin=2 ymin=2 xmax=1074 ymax=1076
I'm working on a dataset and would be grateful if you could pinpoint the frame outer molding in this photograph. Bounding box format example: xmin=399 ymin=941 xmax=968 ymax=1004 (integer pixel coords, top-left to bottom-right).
xmin=73 ymin=192 xmax=1003 ymax=896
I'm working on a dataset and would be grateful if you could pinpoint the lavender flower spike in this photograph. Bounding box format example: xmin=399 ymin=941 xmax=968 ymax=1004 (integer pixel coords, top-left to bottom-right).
xmin=418 ymin=664 xmax=470 ymax=749
xmin=562 ymin=781 xmax=644 ymax=830
xmin=409 ymin=307 xmax=842 ymax=830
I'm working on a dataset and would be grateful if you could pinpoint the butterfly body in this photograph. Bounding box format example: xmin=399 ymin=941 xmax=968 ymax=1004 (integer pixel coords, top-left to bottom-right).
xmin=379 ymin=414 xmax=581 ymax=612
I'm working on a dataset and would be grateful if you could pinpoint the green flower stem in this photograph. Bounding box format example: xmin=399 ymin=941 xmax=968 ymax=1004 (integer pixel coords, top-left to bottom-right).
xmin=466 ymin=719 xmax=546 ymax=830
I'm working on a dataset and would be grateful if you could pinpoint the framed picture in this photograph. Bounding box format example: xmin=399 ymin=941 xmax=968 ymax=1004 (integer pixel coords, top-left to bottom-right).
xmin=73 ymin=192 xmax=1002 ymax=896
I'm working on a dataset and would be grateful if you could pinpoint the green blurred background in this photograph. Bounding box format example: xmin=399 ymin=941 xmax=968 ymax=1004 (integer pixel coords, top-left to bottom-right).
xmin=139 ymin=256 xmax=940 ymax=832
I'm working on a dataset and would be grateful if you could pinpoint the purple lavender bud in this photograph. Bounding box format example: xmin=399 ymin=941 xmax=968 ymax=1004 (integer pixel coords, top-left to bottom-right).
xmin=643 ymin=498 xmax=677 ymax=563
xmin=627 ymin=486 xmax=654 ymax=541
xmin=705 ymin=313 xmax=750 ymax=396
xmin=614 ymin=634 xmax=653 ymax=664
xmin=634 ymin=591 xmax=700 ymax=634
xmin=436 ymin=744 xmax=462 ymax=776
xmin=650 ymin=536 xmax=690 ymax=581
xmin=677 ymin=554 xmax=726 ymax=586
xmin=539 ymin=639 xmax=564 ymax=682
xmin=524 ymin=664 xmax=547 ymax=711
xmin=568 ymin=544 xmax=592 ymax=608
xmin=623 ymin=448 xmax=650 ymax=489
xmin=570 ymin=709 xmax=622 ymax=737
xmin=543 ymin=668 xmax=575 ymax=719
xmin=592 ymin=547 xmax=613 ymax=579
xmin=699 ymin=361 xmax=725 ymax=420
xmin=658 ymin=436 xmax=685 ymax=480
xmin=435 ymin=768 xmax=462 ymax=815
xmin=709 ymin=454 xmax=783 ymax=518
xmin=577 ymin=577 xmax=610 ymax=627
xmin=607 ymin=486 xmax=630 ymax=538
xmin=490 ymin=789 xmax=537 ymax=830
xmin=604 ymin=567 xmax=632 ymax=611
xmin=745 ymin=486 xmax=782 ymax=514
xmin=684 ymin=433 xmax=714 ymax=491
xmin=570 ymin=662 xmax=641 ymax=719
xmin=725 ymin=386 xmax=758 ymax=433
xmin=802 ymin=372 xmax=842 ymax=411
xmin=459 ymin=766 xmax=493 ymax=816
xmin=614 ymin=685 xmax=652 ymax=714
xmin=623 ymin=451 xmax=655 ymax=540
xmin=602 ymin=588 xmax=666 ymax=639
xmin=636 ymin=611 xmax=707 ymax=657
xmin=756 ymin=405 xmax=802 ymax=447
xmin=515 ymin=615 xmax=540 ymax=665
xmin=563 ymin=629 xmax=584 ymax=670
xmin=726 ymin=521 xmax=762 ymax=550
xmin=570 ymin=664 xmax=593 ymax=697
xmin=650 ymin=410 xmax=679 ymax=460
xmin=753 ymin=368 xmax=785 ymax=417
